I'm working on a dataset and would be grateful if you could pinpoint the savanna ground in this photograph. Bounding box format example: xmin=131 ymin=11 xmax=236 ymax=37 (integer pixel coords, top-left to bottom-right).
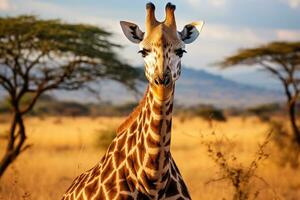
xmin=0 ymin=115 xmax=299 ymax=200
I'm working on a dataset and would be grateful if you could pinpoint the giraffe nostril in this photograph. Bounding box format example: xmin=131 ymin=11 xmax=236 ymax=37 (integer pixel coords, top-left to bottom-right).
xmin=153 ymin=73 xmax=171 ymax=86
xmin=164 ymin=75 xmax=170 ymax=85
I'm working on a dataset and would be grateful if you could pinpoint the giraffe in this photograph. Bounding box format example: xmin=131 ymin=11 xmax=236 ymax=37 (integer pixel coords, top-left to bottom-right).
xmin=61 ymin=2 xmax=204 ymax=200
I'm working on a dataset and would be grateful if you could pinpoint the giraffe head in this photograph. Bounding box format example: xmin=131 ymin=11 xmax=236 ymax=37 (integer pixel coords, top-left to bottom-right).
xmin=120 ymin=2 xmax=204 ymax=99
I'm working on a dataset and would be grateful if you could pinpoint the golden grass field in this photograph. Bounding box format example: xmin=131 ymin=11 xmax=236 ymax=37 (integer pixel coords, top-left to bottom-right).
xmin=0 ymin=116 xmax=299 ymax=200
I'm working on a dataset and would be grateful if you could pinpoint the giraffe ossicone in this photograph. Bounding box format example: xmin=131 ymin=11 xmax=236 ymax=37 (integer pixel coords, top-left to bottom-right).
xmin=62 ymin=2 xmax=204 ymax=200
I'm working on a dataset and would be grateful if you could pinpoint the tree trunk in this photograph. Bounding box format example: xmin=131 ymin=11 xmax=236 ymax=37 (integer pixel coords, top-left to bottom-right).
xmin=0 ymin=111 xmax=26 ymax=178
xmin=288 ymin=101 xmax=300 ymax=145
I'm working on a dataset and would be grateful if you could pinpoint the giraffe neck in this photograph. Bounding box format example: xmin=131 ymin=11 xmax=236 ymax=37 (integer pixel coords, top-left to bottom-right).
xmin=124 ymin=84 xmax=174 ymax=196
xmin=144 ymin=84 xmax=174 ymax=154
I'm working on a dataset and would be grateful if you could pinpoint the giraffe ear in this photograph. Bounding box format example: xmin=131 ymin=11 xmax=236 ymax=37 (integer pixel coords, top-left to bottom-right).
xmin=179 ymin=21 xmax=204 ymax=44
xmin=120 ymin=21 xmax=144 ymax=44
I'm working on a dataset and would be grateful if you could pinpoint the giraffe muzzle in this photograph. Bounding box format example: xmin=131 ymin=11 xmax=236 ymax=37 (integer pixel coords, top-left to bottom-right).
xmin=154 ymin=72 xmax=171 ymax=87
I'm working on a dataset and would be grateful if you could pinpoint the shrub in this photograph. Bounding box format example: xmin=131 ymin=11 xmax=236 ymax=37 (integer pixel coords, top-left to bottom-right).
xmin=269 ymin=120 xmax=300 ymax=168
xmin=247 ymin=103 xmax=281 ymax=122
xmin=94 ymin=127 xmax=117 ymax=149
xmin=195 ymin=104 xmax=226 ymax=121
xmin=202 ymin=132 xmax=277 ymax=200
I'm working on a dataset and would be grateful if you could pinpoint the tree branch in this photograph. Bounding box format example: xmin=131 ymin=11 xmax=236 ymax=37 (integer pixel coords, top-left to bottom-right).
xmin=259 ymin=61 xmax=286 ymax=84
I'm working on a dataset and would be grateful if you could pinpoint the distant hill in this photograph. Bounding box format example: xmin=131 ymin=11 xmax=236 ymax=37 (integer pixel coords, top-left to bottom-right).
xmin=51 ymin=67 xmax=283 ymax=108
xmin=174 ymin=68 xmax=283 ymax=107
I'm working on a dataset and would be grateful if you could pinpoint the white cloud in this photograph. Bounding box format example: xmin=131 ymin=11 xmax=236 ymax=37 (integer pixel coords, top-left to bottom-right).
xmin=185 ymin=0 xmax=200 ymax=7
xmin=288 ymin=0 xmax=300 ymax=8
xmin=4 ymin=0 xmax=299 ymax=70
xmin=0 ymin=0 xmax=10 ymax=11
xmin=210 ymin=0 xmax=226 ymax=7
xmin=276 ymin=29 xmax=300 ymax=40
xmin=200 ymin=24 xmax=263 ymax=44
xmin=184 ymin=0 xmax=226 ymax=8
xmin=280 ymin=0 xmax=300 ymax=9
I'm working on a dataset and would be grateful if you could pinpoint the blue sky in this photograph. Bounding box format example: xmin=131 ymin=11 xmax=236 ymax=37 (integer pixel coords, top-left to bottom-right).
xmin=1 ymin=0 xmax=300 ymax=88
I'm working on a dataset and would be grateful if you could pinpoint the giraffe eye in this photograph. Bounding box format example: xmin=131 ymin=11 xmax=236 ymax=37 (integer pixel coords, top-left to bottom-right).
xmin=138 ymin=48 xmax=150 ymax=57
xmin=175 ymin=49 xmax=187 ymax=58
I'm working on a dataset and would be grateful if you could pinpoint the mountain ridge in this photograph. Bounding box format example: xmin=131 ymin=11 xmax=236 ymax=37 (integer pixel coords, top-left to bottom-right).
xmin=51 ymin=67 xmax=283 ymax=108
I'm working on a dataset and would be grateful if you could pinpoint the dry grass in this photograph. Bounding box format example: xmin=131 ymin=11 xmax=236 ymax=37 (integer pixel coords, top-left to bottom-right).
xmin=0 ymin=116 xmax=299 ymax=200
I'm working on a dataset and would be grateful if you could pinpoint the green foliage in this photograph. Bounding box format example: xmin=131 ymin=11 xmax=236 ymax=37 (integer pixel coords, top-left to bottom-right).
xmin=0 ymin=15 xmax=143 ymax=177
xmin=0 ymin=15 xmax=142 ymax=102
xmin=247 ymin=103 xmax=281 ymax=122
xmin=94 ymin=128 xmax=117 ymax=149
xmin=195 ymin=104 xmax=226 ymax=121
xmin=218 ymin=41 xmax=300 ymax=67
xmin=175 ymin=104 xmax=226 ymax=122
xmin=218 ymin=40 xmax=300 ymax=148
xmin=0 ymin=94 xmax=139 ymax=117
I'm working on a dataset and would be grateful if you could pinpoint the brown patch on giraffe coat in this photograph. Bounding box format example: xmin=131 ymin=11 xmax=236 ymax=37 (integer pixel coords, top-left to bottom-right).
xmin=144 ymin=123 xmax=149 ymax=133
xmin=61 ymin=195 xmax=70 ymax=200
xmin=137 ymin=122 xmax=142 ymax=133
xmin=149 ymin=90 xmax=153 ymax=100
xmin=113 ymin=150 xmax=126 ymax=167
xmin=152 ymin=101 xmax=163 ymax=115
xmin=137 ymin=192 xmax=151 ymax=200
xmin=138 ymin=146 xmax=146 ymax=166
xmin=104 ymin=172 xmax=117 ymax=192
xmin=166 ymin=103 xmax=173 ymax=115
xmin=140 ymin=170 xmax=157 ymax=190
xmin=126 ymin=134 xmax=135 ymax=149
xmin=146 ymin=106 xmax=151 ymax=120
xmin=166 ymin=119 xmax=172 ymax=133
xmin=142 ymin=112 xmax=146 ymax=124
xmin=146 ymin=133 xmax=160 ymax=148
xmin=158 ymin=188 xmax=166 ymax=199
xmin=132 ymin=150 xmax=141 ymax=172
xmin=119 ymin=179 xmax=131 ymax=192
xmin=116 ymin=136 xmax=126 ymax=150
xmin=126 ymin=159 xmax=135 ymax=174
xmin=162 ymin=171 xmax=170 ymax=183
xmin=107 ymin=140 xmax=116 ymax=153
xmin=146 ymin=153 xmax=160 ymax=171
xmin=93 ymin=187 xmax=105 ymax=200
xmin=119 ymin=194 xmax=134 ymax=200
xmin=170 ymin=165 xmax=178 ymax=179
xmin=101 ymin=158 xmax=114 ymax=182
xmin=88 ymin=165 xmax=100 ymax=182
xmin=165 ymin=138 xmax=171 ymax=147
xmin=150 ymin=118 xmax=163 ymax=134
xmin=126 ymin=175 xmax=138 ymax=192
xmin=179 ymin=177 xmax=191 ymax=198
xmin=163 ymin=154 xmax=170 ymax=168
xmin=129 ymin=121 xmax=137 ymax=133
xmin=76 ymin=192 xmax=85 ymax=200
xmin=172 ymin=160 xmax=180 ymax=172
xmin=84 ymin=179 xmax=99 ymax=199
xmin=165 ymin=179 xmax=180 ymax=197
xmin=74 ymin=174 xmax=88 ymax=197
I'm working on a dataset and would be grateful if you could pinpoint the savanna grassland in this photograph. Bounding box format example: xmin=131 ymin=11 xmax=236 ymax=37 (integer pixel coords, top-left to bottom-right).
xmin=0 ymin=116 xmax=299 ymax=200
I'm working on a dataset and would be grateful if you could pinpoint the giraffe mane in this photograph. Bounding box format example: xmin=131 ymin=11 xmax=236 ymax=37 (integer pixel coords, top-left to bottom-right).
xmin=116 ymin=86 xmax=149 ymax=134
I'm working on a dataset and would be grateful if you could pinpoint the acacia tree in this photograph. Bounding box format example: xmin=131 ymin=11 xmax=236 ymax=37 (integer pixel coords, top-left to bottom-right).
xmin=0 ymin=15 xmax=141 ymax=177
xmin=218 ymin=41 xmax=300 ymax=145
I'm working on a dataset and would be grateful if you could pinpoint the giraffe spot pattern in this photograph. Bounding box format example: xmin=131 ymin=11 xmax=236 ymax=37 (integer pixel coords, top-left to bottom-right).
xmin=61 ymin=87 xmax=191 ymax=199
